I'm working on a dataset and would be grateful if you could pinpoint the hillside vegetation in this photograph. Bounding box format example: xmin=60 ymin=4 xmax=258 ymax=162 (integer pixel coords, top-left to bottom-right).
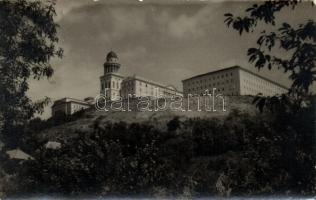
xmin=0 ymin=95 xmax=314 ymax=198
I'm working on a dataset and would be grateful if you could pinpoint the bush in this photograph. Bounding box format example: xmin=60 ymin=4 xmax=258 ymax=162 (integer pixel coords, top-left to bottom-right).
xmin=6 ymin=107 xmax=315 ymax=197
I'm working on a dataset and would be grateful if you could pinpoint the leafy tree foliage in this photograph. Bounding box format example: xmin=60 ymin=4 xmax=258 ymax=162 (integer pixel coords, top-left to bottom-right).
xmin=225 ymin=1 xmax=315 ymax=112
xmin=0 ymin=0 xmax=62 ymax=147
xmin=225 ymin=4 xmax=316 ymax=195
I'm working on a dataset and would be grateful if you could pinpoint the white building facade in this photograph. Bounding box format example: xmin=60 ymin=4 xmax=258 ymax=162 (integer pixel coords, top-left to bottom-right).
xmin=121 ymin=76 xmax=183 ymax=100
xmin=100 ymin=51 xmax=182 ymax=101
xmin=182 ymin=66 xmax=288 ymax=97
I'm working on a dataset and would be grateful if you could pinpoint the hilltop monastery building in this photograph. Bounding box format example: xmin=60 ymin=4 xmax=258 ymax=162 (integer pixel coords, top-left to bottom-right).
xmin=51 ymin=51 xmax=288 ymax=116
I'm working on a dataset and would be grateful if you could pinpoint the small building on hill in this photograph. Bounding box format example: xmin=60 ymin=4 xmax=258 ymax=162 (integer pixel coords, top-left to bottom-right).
xmin=51 ymin=97 xmax=93 ymax=116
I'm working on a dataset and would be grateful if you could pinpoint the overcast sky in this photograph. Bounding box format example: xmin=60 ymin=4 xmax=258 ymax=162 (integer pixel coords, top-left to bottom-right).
xmin=27 ymin=0 xmax=316 ymax=118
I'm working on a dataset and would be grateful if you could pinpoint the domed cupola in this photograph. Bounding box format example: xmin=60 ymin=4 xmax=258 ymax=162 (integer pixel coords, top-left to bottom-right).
xmin=104 ymin=51 xmax=121 ymax=74
xmin=106 ymin=51 xmax=118 ymax=62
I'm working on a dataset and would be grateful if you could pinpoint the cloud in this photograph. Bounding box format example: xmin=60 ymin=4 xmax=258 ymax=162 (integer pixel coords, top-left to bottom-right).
xmin=168 ymin=14 xmax=200 ymax=38
xmin=108 ymin=8 xmax=147 ymax=39
xmin=121 ymin=46 xmax=147 ymax=60
xmin=54 ymin=0 xmax=90 ymax=21
xmin=166 ymin=5 xmax=217 ymax=39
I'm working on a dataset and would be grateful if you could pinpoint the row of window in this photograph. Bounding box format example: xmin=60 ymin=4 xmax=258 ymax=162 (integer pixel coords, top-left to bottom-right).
xmin=243 ymin=86 xmax=281 ymax=96
xmin=187 ymin=91 xmax=239 ymax=96
xmin=243 ymin=75 xmax=272 ymax=85
xmin=105 ymin=79 xmax=181 ymax=98
xmin=186 ymin=72 xmax=234 ymax=86
xmin=242 ymin=74 xmax=286 ymax=91
xmin=139 ymin=82 xmax=148 ymax=87
xmin=186 ymin=79 xmax=234 ymax=89
xmin=187 ymin=86 xmax=236 ymax=93
xmin=186 ymin=79 xmax=235 ymax=91
xmin=242 ymin=79 xmax=285 ymax=95
xmin=243 ymin=79 xmax=281 ymax=90
xmin=101 ymin=81 xmax=121 ymax=90
xmin=122 ymin=80 xmax=150 ymax=86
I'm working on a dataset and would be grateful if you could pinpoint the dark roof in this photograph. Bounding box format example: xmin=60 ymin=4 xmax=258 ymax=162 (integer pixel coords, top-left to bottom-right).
xmin=182 ymin=65 xmax=288 ymax=90
xmin=106 ymin=51 xmax=118 ymax=60
xmin=52 ymin=97 xmax=90 ymax=108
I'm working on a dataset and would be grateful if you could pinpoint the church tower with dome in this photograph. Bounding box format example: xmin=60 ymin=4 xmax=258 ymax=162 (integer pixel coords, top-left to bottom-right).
xmin=100 ymin=50 xmax=183 ymax=102
xmin=100 ymin=51 xmax=125 ymax=100
xmin=52 ymin=50 xmax=182 ymax=116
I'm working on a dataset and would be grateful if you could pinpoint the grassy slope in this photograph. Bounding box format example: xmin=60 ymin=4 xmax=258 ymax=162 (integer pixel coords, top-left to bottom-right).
xmin=40 ymin=96 xmax=257 ymax=140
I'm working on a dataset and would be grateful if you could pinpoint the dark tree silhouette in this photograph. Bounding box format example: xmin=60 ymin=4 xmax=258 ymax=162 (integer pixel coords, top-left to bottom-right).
xmin=224 ymin=1 xmax=315 ymax=112
xmin=0 ymin=0 xmax=62 ymax=147
xmin=167 ymin=116 xmax=181 ymax=132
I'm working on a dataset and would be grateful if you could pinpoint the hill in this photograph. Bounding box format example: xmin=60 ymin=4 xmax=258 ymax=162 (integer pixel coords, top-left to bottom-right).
xmin=40 ymin=95 xmax=257 ymax=140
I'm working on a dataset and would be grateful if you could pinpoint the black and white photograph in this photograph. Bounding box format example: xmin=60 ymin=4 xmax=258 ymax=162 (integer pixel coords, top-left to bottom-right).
xmin=0 ymin=0 xmax=315 ymax=199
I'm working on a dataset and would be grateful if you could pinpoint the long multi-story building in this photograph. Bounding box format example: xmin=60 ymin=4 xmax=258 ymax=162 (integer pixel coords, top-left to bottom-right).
xmin=182 ymin=66 xmax=288 ymax=96
xmin=100 ymin=51 xmax=182 ymax=100
xmin=121 ymin=76 xmax=182 ymax=99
